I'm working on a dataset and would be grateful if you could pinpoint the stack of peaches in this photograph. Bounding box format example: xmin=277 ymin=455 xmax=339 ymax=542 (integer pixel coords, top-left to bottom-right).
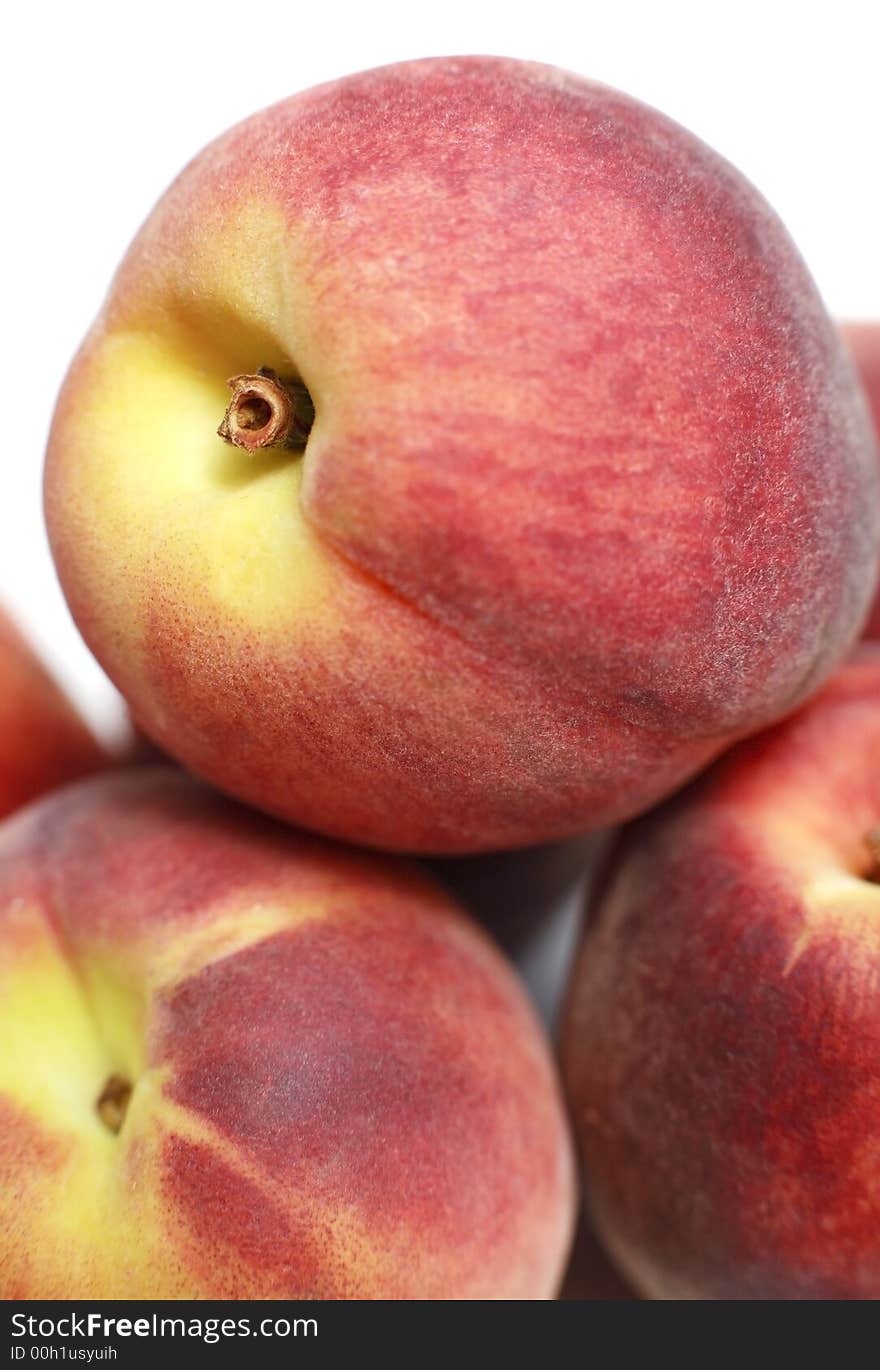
xmin=3 ymin=57 xmax=880 ymax=1301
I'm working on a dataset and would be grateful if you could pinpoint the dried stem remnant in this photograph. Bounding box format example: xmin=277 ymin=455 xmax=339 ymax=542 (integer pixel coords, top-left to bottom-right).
xmin=217 ymin=367 xmax=314 ymax=453
xmin=865 ymin=828 xmax=880 ymax=884
xmin=96 ymin=1074 xmax=133 ymax=1134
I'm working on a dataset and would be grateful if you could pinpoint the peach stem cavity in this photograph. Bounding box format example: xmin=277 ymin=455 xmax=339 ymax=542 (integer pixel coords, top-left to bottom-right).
xmin=96 ymin=1074 xmax=133 ymax=1135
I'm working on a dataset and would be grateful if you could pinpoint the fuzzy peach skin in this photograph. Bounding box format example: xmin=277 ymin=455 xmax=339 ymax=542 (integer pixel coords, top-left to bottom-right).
xmin=45 ymin=57 xmax=880 ymax=853
xmin=0 ymin=767 xmax=575 ymax=1299
xmin=841 ymin=324 xmax=880 ymax=639
xmin=562 ymin=647 xmax=880 ymax=1299
xmin=0 ymin=606 xmax=105 ymax=818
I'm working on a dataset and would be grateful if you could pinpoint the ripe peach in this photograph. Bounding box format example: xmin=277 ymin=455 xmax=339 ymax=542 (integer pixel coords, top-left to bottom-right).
xmin=562 ymin=649 xmax=880 ymax=1298
xmin=843 ymin=324 xmax=880 ymax=434
xmin=0 ymin=606 xmax=104 ymax=818
xmin=0 ymin=767 xmax=574 ymax=1298
xmin=841 ymin=323 xmax=880 ymax=639
xmin=45 ymin=57 xmax=879 ymax=852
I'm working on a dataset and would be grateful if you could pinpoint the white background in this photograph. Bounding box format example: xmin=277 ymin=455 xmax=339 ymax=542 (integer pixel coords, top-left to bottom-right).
xmin=3 ymin=0 xmax=879 ymax=742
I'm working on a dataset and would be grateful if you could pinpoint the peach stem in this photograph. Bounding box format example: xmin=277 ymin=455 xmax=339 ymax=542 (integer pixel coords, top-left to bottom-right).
xmin=96 ymin=1074 xmax=133 ymax=1134
xmin=217 ymin=368 xmax=314 ymax=453
xmin=866 ymin=828 xmax=880 ymax=883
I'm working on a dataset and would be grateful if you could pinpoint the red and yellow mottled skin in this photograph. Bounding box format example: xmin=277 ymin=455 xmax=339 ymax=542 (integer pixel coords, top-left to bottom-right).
xmin=45 ymin=57 xmax=879 ymax=852
xmin=0 ymin=768 xmax=574 ymax=1298
xmin=0 ymin=607 xmax=105 ymax=819
xmin=842 ymin=324 xmax=880 ymax=639
xmin=562 ymin=647 xmax=880 ymax=1299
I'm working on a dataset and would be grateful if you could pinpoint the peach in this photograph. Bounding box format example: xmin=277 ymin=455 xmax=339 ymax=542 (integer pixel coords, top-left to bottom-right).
xmin=45 ymin=57 xmax=879 ymax=852
xmin=562 ymin=648 xmax=880 ymax=1298
xmin=0 ymin=606 xmax=104 ymax=818
xmin=0 ymin=767 xmax=574 ymax=1298
xmin=843 ymin=323 xmax=880 ymax=434
xmin=841 ymin=323 xmax=880 ymax=638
